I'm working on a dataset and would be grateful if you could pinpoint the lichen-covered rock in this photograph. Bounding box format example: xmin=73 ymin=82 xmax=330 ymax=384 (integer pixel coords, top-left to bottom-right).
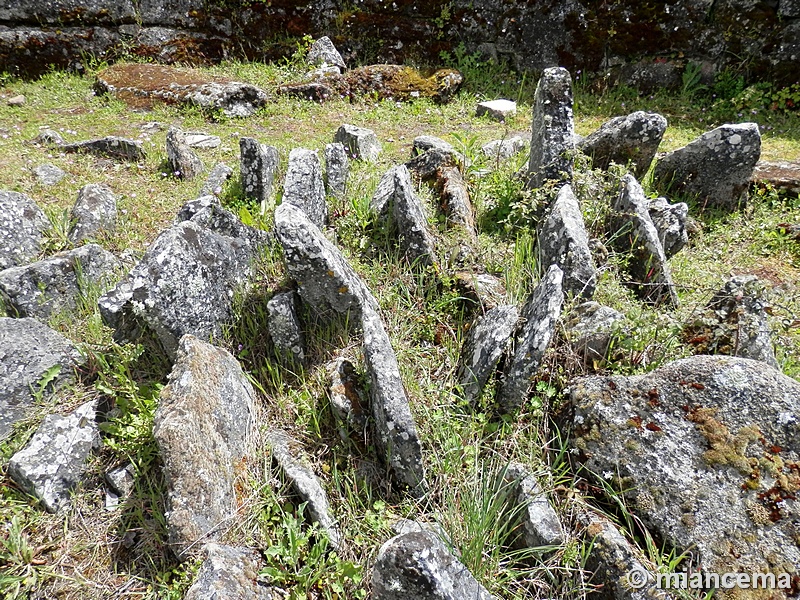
xmin=481 ymin=136 xmax=528 ymax=161
xmin=33 ymin=163 xmax=65 ymax=186
xmin=476 ymin=99 xmax=516 ymax=121
xmin=646 ymin=196 xmax=688 ymax=259
xmin=569 ymin=355 xmax=800 ymax=589
xmin=0 ymin=190 xmax=49 ymax=270
xmin=154 ymin=335 xmax=257 ymax=558
xmin=327 ymin=357 xmax=368 ymax=441
xmin=406 ymin=149 xmax=459 ymax=181
xmin=564 ymin=301 xmax=625 ymax=367
xmin=98 ymin=219 xmax=264 ymax=358
xmin=527 ymin=67 xmax=575 ymax=190
xmin=175 ymin=196 xmax=271 ymax=250
xmin=283 ymin=148 xmax=327 ymax=228
xmin=183 ymin=132 xmax=221 ymax=149
xmin=537 ymin=184 xmax=596 ymax=299
xmin=68 ymin=183 xmax=117 ymax=244
xmin=435 ymin=166 xmax=477 ymax=240
xmin=505 ymin=462 xmax=564 ymax=549
xmin=412 ymin=135 xmax=456 ymax=156
xmin=497 ymin=265 xmax=564 ymax=412
xmin=578 ymin=111 xmax=667 ymax=177
xmin=372 ymin=530 xmax=496 ymax=600
xmin=653 ymin=123 xmax=761 ymax=210
xmin=267 ymin=290 xmax=305 ymax=367
xmin=392 ymin=165 xmax=439 ymax=268
xmin=266 ymin=429 xmax=341 ymax=549
xmin=324 ymin=142 xmax=348 ymax=199
xmin=8 ymin=401 xmax=98 ymax=513
xmin=0 ymin=244 xmax=120 ymax=320
xmin=184 ymin=543 xmax=275 ymax=600
xmin=61 ymin=136 xmax=145 ymax=162
xmin=334 ymin=124 xmax=381 ymax=162
xmin=199 ymin=162 xmax=233 ymax=197
xmin=454 ymin=272 xmax=508 ymax=311
xmin=166 ymin=126 xmax=204 ymax=180
xmin=456 ymin=304 xmax=518 ymax=406
xmin=240 ymin=137 xmax=279 ymax=211
xmin=371 ymin=166 xmax=402 ymax=221
xmin=609 ymin=175 xmax=678 ymax=307
xmin=0 ymin=317 xmax=83 ymax=440
xmin=307 ymin=36 xmax=346 ymax=71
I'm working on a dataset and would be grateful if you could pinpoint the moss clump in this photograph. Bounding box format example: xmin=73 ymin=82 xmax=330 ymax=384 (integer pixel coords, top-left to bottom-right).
xmin=686 ymin=407 xmax=761 ymax=474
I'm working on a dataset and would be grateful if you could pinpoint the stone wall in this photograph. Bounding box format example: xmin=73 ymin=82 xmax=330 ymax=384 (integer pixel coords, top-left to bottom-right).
xmin=1 ymin=0 xmax=798 ymax=85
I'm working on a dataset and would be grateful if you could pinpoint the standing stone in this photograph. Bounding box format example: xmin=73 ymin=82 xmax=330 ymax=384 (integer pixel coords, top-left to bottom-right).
xmin=327 ymin=357 xmax=368 ymax=440
xmin=266 ymin=429 xmax=341 ymax=549
xmin=476 ymin=99 xmax=517 ymax=121
xmin=527 ymin=67 xmax=575 ymax=189
xmin=33 ymin=163 xmax=65 ymax=186
xmin=435 ymin=167 xmax=477 ymax=240
xmin=334 ymin=124 xmax=381 ymax=162
xmin=184 ymin=543 xmax=274 ymax=600
xmin=267 ymin=290 xmax=305 ymax=366
xmin=578 ymin=111 xmax=667 ymax=177
xmin=240 ymin=137 xmax=279 ymax=210
xmin=393 ymin=166 xmax=438 ymax=268
xmin=505 ymin=462 xmax=564 ymax=549
xmin=166 ymin=126 xmax=204 ymax=180
xmin=647 ymin=196 xmax=688 ymax=259
xmin=536 ymin=184 xmax=596 ymax=299
xmin=653 ymin=123 xmax=761 ymax=210
xmin=0 ymin=190 xmax=49 ymax=270
xmin=564 ymin=301 xmax=625 ymax=367
xmin=61 ymin=136 xmax=145 ymax=162
xmin=199 ymin=162 xmax=233 ymax=197
xmin=0 ymin=317 xmax=83 ymax=440
xmin=372 ymin=530 xmax=496 ymax=600
xmin=610 ymin=175 xmax=678 ymax=306
xmin=0 ymin=244 xmax=120 ymax=320
xmin=324 ymin=142 xmax=349 ymax=199
xmin=154 ymin=335 xmax=257 ymax=558
xmin=456 ymin=305 xmax=519 ymax=406
xmin=68 ymin=183 xmax=117 ymax=244
xmin=8 ymin=402 xmax=98 ymax=513
xmin=283 ymin=148 xmax=327 ymax=227
xmin=307 ymin=36 xmax=346 ymax=71
xmin=497 ymin=265 xmax=564 ymax=412
xmin=371 ymin=166 xmax=402 ymax=220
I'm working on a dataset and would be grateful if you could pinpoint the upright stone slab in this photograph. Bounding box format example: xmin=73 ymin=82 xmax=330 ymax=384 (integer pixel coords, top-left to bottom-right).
xmin=8 ymin=401 xmax=98 ymax=513
xmin=267 ymin=290 xmax=305 ymax=366
xmin=324 ymin=142 xmax=348 ymax=199
xmin=0 ymin=190 xmax=49 ymax=270
xmin=497 ymin=265 xmax=564 ymax=412
xmin=371 ymin=166 xmax=402 ymax=220
xmin=456 ymin=305 xmax=518 ymax=406
xmin=0 ymin=317 xmax=83 ymax=440
xmin=0 ymin=244 xmax=120 ymax=320
xmin=240 ymin=137 xmax=279 ymax=209
xmin=505 ymin=463 xmax=564 ymax=549
xmin=283 ymin=148 xmax=327 ymax=228
xmin=185 ymin=543 xmax=273 ymax=600
xmin=393 ymin=166 xmax=438 ymax=268
xmin=435 ymin=167 xmax=477 ymax=240
xmin=647 ymin=196 xmax=688 ymax=259
xmin=166 ymin=126 xmax=204 ymax=180
xmin=610 ymin=175 xmax=678 ymax=306
xmin=578 ymin=111 xmax=667 ymax=177
xmin=307 ymin=36 xmax=346 ymax=71
xmin=334 ymin=124 xmax=381 ymax=162
xmin=565 ymin=301 xmax=625 ymax=367
xmin=68 ymin=183 xmax=117 ymax=244
xmin=537 ymin=184 xmax=596 ymax=299
xmin=527 ymin=67 xmax=575 ymax=189
xmin=653 ymin=123 xmax=761 ymax=210
xmin=327 ymin=357 xmax=368 ymax=440
xmin=199 ymin=162 xmax=233 ymax=197
xmin=154 ymin=335 xmax=257 ymax=557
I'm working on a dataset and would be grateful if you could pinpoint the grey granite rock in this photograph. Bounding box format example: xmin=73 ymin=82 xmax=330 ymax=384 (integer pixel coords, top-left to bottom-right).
xmin=8 ymin=401 xmax=98 ymax=513
xmin=177 ymin=196 xmax=271 ymax=249
xmin=106 ymin=463 xmax=135 ymax=498
xmin=481 ymin=136 xmax=528 ymax=161
xmin=370 ymin=165 xmax=402 ymax=221
xmin=334 ymin=124 xmax=381 ymax=162
xmin=610 ymin=175 xmax=678 ymax=307
xmin=267 ymin=290 xmax=305 ymax=367
xmin=435 ymin=166 xmax=476 ymax=240
xmin=0 ymin=244 xmax=120 ymax=320
xmin=570 ymin=355 xmax=800 ymax=590
xmin=32 ymin=129 xmax=65 ymax=146
xmin=33 ymin=163 xmax=65 ymax=186
xmin=406 ymin=149 xmax=458 ymax=181
xmin=456 ymin=304 xmax=518 ymax=406
xmin=183 ymin=81 xmax=269 ymax=118
xmin=565 ymin=302 xmax=625 ymax=367
xmin=393 ymin=165 xmax=438 ymax=268
xmin=283 ymin=148 xmax=327 ymax=228
xmin=505 ymin=462 xmax=564 ymax=549
xmin=324 ymin=142 xmax=348 ymax=199
xmin=646 ymin=196 xmax=688 ymax=259
xmin=166 ymin=126 xmax=204 ymax=180
xmin=653 ymin=123 xmax=761 ymax=210
xmin=527 ymin=67 xmax=575 ymax=189
xmin=154 ymin=335 xmax=257 ymax=558
xmin=537 ymin=184 xmax=596 ymax=299
xmin=183 ymin=132 xmax=221 ymax=149
xmin=240 ymin=137 xmax=279 ymax=210
xmin=497 ymin=265 xmax=564 ymax=412
xmin=327 ymin=357 xmax=368 ymax=440
xmin=0 ymin=190 xmax=49 ymax=270
xmin=307 ymin=36 xmax=346 ymax=71
xmin=372 ymin=530 xmax=496 ymax=600
xmin=61 ymin=136 xmax=145 ymax=162
xmin=0 ymin=317 xmax=83 ymax=440
xmin=185 ymin=543 xmax=275 ymax=600
xmin=266 ymin=429 xmax=341 ymax=549
xmin=412 ymin=135 xmax=456 ymax=156
xmin=578 ymin=111 xmax=667 ymax=177
xmin=199 ymin=162 xmax=233 ymax=197
xmin=68 ymin=183 xmax=117 ymax=244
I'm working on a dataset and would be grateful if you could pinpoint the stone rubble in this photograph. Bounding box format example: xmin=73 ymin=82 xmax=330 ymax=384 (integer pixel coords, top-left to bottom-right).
xmin=481 ymin=135 xmax=528 ymax=161
xmin=435 ymin=166 xmax=477 ymax=240
xmin=646 ymin=196 xmax=689 ymax=259
xmin=564 ymin=301 xmax=625 ymax=367
xmin=327 ymin=357 xmax=368 ymax=441
xmin=504 ymin=462 xmax=564 ymax=549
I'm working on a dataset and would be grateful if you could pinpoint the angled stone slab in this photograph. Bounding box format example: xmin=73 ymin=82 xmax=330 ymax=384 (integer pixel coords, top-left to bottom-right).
xmin=537 ymin=184 xmax=596 ymax=299
xmin=185 ymin=543 xmax=274 ymax=600
xmin=283 ymin=148 xmax=327 ymax=228
xmin=240 ymin=137 xmax=279 ymax=210
xmin=371 ymin=165 xmax=402 ymax=221
xmin=647 ymin=196 xmax=688 ymax=259
xmin=0 ymin=190 xmax=49 ymax=271
xmin=61 ymin=136 xmax=145 ymax=162
xmin=68 ymin=183 xmax=117 ymax=244
xmin=324 ymin=142 xmax=349 ymax=199
xmin=166 ymin=126 xmax=204 ymax=180
xmin=393 ymin=165 xmax=439 ymax=268
xmin=578 ymin=111 xmax=667 ymax=177
xmin=527 ymin=67 xmax=575 ymax=189
xmin=267 ymin=290 xmax=305 ymax=367
xmin=497 ymin=265 xmax=564 ymax=412
xmin=199 ymin=162 xmax=233 ymax=197
xmin=435 ymin=166 xmax=477 ymax=240
xmin=505 ymin=462 xmax=564 ymax=550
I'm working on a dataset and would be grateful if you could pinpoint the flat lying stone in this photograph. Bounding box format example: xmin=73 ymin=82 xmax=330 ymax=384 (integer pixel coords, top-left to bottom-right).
xmin=324 ymin=142 xmax=348 ymax=199
xmin=578 ymin=111 xmax=667 ymax=177
xmin=183 ymin=132 xmax=221 ymax=149
xmin=505 ymin=462 xmax=564 ymax=549
xmin=481 ymin=136 xmax=528 ymax=161
xmin=653 ymin=123 xmax=761 ymax=210
xmin=240 ymin=137 xmax=280 ymax=210
xmin=61 ymin=136 xmax=145 ymax=162
xmin=536 ymin=184 xmax=596 ymax=299
xmin=266 ymin=429 xmax=341 ymax=549
xmin=527 ymin=67 xmax=575 ymax=189
xmin=283 ymin=148 xmax=327 ymax=227
xmin=372 ymin=530 xmax=496 ymax=600
xmin=185 ymin=543 xmax=274 ymax=600
xmin=753 ymin=160 xmax=800 ymax=196
xmin=0 ymin=190 xmax=49 ymax=270
xmin=166 ymin=126 xmax=204 ymax=180
xmin=0 ymin=243 xmax=120 ymax=320
xmin=0 ymin=317 xmax=84 ymax=440
xmin=68 ymin=183 xmax=117 ymax=244
xmin=646 ymin=196 xmax=688 ymax=259
xmin=154 ymin=335 xmax=257 ymax=558
xmin=334 ymin=124 xmax=381 ymax=162
xmin=267 ymin=290 xmax=305 ymax=367
xmin=33 ymin=163 xmax=65 ymax=186
xmin=8 ymin=401 xmax=98 ymax=513
xmin=476 ymin=99 xmax=517 ymax=121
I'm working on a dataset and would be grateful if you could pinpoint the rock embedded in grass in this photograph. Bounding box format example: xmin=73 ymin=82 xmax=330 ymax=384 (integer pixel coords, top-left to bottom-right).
xmin=564 ymin=301 xmax=625 ymax=368
xmin=199 ymin=162 xmax=233 ymax=197
xmin=334 ymin=124 xmax=381 ymax=162
xmin=504 ymin=462 xmax=564 ymax=550
xmin=282 ymin=148 xmax=327 ymax=227
xmin=32 ymin=163 xmax=65 ymax=186
xmin=267 ymin=290 xmax=306 ymax=367
xmin=476 ymin=99 xmax=517 ymax=121
xmin=166 ymin=126 xmax=204 ymax=180
xmin=578 ymin=111 xmax=667 ymax=177
xmin=324 ymin=142 xmax=348 ymax=199
xmin=184 ymin=543 xmax=274 ymax=600
xmin=327 ymin=357 xmax=368 ymax=441
xmin=435 ymin=166 xmax=477 ymax=241
xmin=0 ymin=190 xmax=49 ymax=270
xmin=61 ymin=136 xmax=145 ymax=162
xmin=481 ymin=136 xmax=528 ymax=161
xmin=68 ymin=183 xmax=118 ymax=244
xmin=240 ymin=137 xmax=279 ymax=210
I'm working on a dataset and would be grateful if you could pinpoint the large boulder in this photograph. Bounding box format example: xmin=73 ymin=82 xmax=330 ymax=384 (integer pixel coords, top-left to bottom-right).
xmin=0 ymin=317 xmax=84 ymax=440
xmin=570 ymin=355 xmax=800 ymax=589
xmin=653 ymin=123 xmax=761 ymax=211
xmin=0 ymin=243 xmax=120 ymax=320
xmin=282 ymin=148 xmax=327 ymax=228
xmin=578 ymin=111 xmax=667 ymax=177
xmin=68 ymin=183 xmax=118 ymax=244
xmin=0 ymin=190 xmax=49 ymax=270
xmin=153 ymin=335 xmax=258 ymax=558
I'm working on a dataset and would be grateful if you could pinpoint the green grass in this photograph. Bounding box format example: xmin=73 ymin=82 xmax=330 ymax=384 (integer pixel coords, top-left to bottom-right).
xmin=0 ymin=53 xmax=798 ymax=599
